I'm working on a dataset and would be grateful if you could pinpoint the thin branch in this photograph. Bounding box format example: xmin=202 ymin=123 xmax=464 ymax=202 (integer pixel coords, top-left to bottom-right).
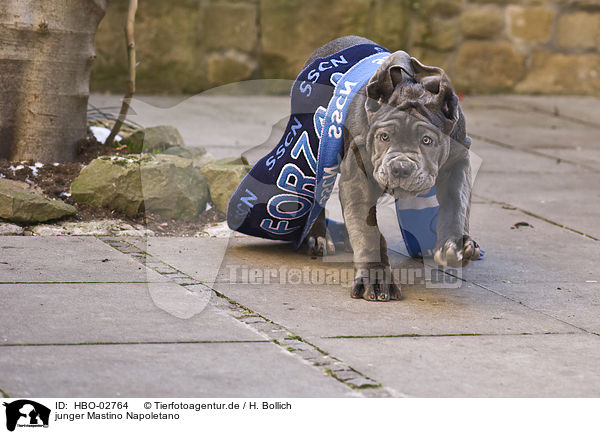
xmin=89 ymin=0 xmax=108 ymax=15
xmin=105 ymin=0 xmax=137 ymax=147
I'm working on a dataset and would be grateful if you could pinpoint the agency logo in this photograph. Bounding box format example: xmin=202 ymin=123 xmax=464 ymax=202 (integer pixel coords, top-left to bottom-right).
xmin=2 ymin=400 xmax=50 ymax=432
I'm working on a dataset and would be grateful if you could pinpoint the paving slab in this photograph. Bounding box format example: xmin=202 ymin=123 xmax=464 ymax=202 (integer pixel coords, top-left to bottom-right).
xmin=462 ymin=95 xmax=600 ymax=126
xmin=137 ymin=236 xmax=232 ymax=288
xmin=310 ymin=333 xmax=600 ymax=397
xmin=0 ymin=237 xmax=166 ymax=283
xmin=463 ymin=203 xmax=600 ymax=333
xmin=0 ymin=342 xmax=354 ymax=397
xmin=465 ymin=202 xmax=599 ymax=285
xmin=143 ymin=236 xmax=578 ymax=339
xmin=0 ymin=283 xmax=264 ymax=345
xmin=463 ymin=281 xmax=600 ymax=334
xmin=471 ymin=138 xmax=600 ymax=239
xmin=474 ymin=172 xmax=600 ymax=239
xmin=473 ymin=138 xmax=576 ymax=175
xmin=463 ymin=103 xmax=600 ymax=169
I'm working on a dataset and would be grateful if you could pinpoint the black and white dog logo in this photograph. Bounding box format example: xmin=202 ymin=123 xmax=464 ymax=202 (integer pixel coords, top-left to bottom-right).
xmin=3 ymin=400 xmax=50 ymax=432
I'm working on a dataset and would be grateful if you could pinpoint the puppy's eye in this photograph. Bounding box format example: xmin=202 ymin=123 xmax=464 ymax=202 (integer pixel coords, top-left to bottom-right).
xmin=421 ymin=135 xmax=433 ymax=146
xmin=378 ymin=132 xmax=390 ymax=142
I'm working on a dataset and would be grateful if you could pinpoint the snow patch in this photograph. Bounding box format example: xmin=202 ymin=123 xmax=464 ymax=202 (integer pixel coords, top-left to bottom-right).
xmin=90 ymin=126 xmax=122 ymax=144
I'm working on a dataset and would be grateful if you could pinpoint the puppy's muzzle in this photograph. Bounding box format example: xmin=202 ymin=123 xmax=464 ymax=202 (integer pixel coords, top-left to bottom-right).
xmin=389 ymin=159 xmax=415 ymax=179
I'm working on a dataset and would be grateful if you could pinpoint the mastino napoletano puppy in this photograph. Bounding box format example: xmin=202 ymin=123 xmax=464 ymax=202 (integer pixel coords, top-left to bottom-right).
xmin=304 ymin=36 xmax=480 ymax=301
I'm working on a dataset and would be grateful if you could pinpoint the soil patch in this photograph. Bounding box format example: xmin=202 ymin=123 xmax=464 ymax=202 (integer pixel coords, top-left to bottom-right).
xmin=0 ymin=136 xmax=226 ymax=236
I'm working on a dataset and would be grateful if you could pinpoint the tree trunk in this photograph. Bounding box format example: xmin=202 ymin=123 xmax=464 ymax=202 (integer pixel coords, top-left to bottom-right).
xmin=0 ymin=0 xmax=107 ymax=162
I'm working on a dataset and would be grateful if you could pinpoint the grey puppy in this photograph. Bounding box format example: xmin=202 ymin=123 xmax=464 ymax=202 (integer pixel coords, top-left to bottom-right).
xmin=305 ymin=36 xmax=480 ymax=302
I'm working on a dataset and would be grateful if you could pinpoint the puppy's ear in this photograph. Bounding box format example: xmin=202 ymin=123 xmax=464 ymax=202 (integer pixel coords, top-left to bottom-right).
xmin=410 ymin=57 xmax=459 ymax=130
xmin=365 ymin=51 xmax=413 ymax=112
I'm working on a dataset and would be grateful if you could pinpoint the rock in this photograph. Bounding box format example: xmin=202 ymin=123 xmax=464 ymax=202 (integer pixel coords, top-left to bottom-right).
xmin=207 ymin=51 xmax=256 ymax=87
xmin=0 ymin=179 xmax=77 ymax=223
xmin=0 ymin=178 xmax=44 ymax=195
xmin=516 ymin=51 xmax=600 ymax=94
xmin=455 ymin=41 xmax=525 ymax=93
xmin=161 ymin=145 xmax=209 ymax=159
xmin=125 ymin=125 xmax=185 ymax=154
xmin=198 ymin=222 xmax=234 ymax=238
xmin=201 ymin=3 xmax=258 ymax=53
xmin=70 ymin=156 xmax=145 ymax=216
xmin=161 ymin=145 xmax=192 ymax=158
xmin=0 ymin=222 xmax=24 ymax=236
xmin=460 ymin=7 xmax=505 ymax=39
xmin=557 ymin=12 xmax=600 ymax=49
xmin=187 ymin=146 xmax=208 ymax=158
xmin=507 ymin=5 xmax=556 ymax=43
xmin=216 ymin=156 xmax=249 ymax=166
xmin=200 ymin=163 xmax=251 ymax=214
xmin=140 ymin=154 xmax=209 ymax=221
xmin=30 ymin=220 xmax=154 ymax=237
xmin=192 ymin=152 xmax=216 ymax=169
xmin=71 ymin=155 xmax=209 ymax=221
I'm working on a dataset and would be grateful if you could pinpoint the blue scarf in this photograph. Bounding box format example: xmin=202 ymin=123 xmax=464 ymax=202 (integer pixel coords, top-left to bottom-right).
xmin=227 ymin=43 xmax=446 ymax=258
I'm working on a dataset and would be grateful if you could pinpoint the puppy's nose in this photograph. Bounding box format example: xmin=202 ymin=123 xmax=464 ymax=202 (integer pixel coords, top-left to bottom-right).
xmin=390 ymin=160 xmax=412 ymax=178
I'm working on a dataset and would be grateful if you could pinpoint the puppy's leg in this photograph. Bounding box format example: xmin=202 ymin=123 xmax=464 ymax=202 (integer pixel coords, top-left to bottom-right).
xmin=304 ymin=209 xmax=336 ymax=256
xmin=434 ymin=152 xmax=480 ymax=267
xmin=339 ymin=147 xmax=401 ymax=301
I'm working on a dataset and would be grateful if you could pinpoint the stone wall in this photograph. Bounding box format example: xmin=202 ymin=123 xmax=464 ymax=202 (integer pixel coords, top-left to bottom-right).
xmin=91 ymin=0 xmax=600 ymax=95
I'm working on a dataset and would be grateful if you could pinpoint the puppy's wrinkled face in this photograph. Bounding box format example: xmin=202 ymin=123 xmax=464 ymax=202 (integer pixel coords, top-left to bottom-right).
xmin=364 ymin=52 xmax=462 ymax=199
xmin=368 ymin=106 xmax=450 ymax=199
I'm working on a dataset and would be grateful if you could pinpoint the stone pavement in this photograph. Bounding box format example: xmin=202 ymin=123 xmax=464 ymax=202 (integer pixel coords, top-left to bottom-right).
xmin=1 ymin=94 xmax=599 ymax=397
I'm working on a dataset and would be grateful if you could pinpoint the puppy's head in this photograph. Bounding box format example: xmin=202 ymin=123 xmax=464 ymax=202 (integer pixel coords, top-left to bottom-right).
xmin=364 ymin=52 xmax=467 ymax=199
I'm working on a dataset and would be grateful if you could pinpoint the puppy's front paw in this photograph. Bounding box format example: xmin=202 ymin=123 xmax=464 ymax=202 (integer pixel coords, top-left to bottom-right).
xmin=351 ymin=266 xmax=402 ymax=302
xmin=434 ymin=235 xmax=480 ymax=267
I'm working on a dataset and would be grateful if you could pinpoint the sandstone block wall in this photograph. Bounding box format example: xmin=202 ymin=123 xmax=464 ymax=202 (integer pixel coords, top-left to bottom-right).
xmin=91 ymin=0 xmax=600 ymax=94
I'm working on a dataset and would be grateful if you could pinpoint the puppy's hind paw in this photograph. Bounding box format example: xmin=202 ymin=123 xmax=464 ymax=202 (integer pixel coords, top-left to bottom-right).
xmin=305 ymin=234 xmax=336 ymax=257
